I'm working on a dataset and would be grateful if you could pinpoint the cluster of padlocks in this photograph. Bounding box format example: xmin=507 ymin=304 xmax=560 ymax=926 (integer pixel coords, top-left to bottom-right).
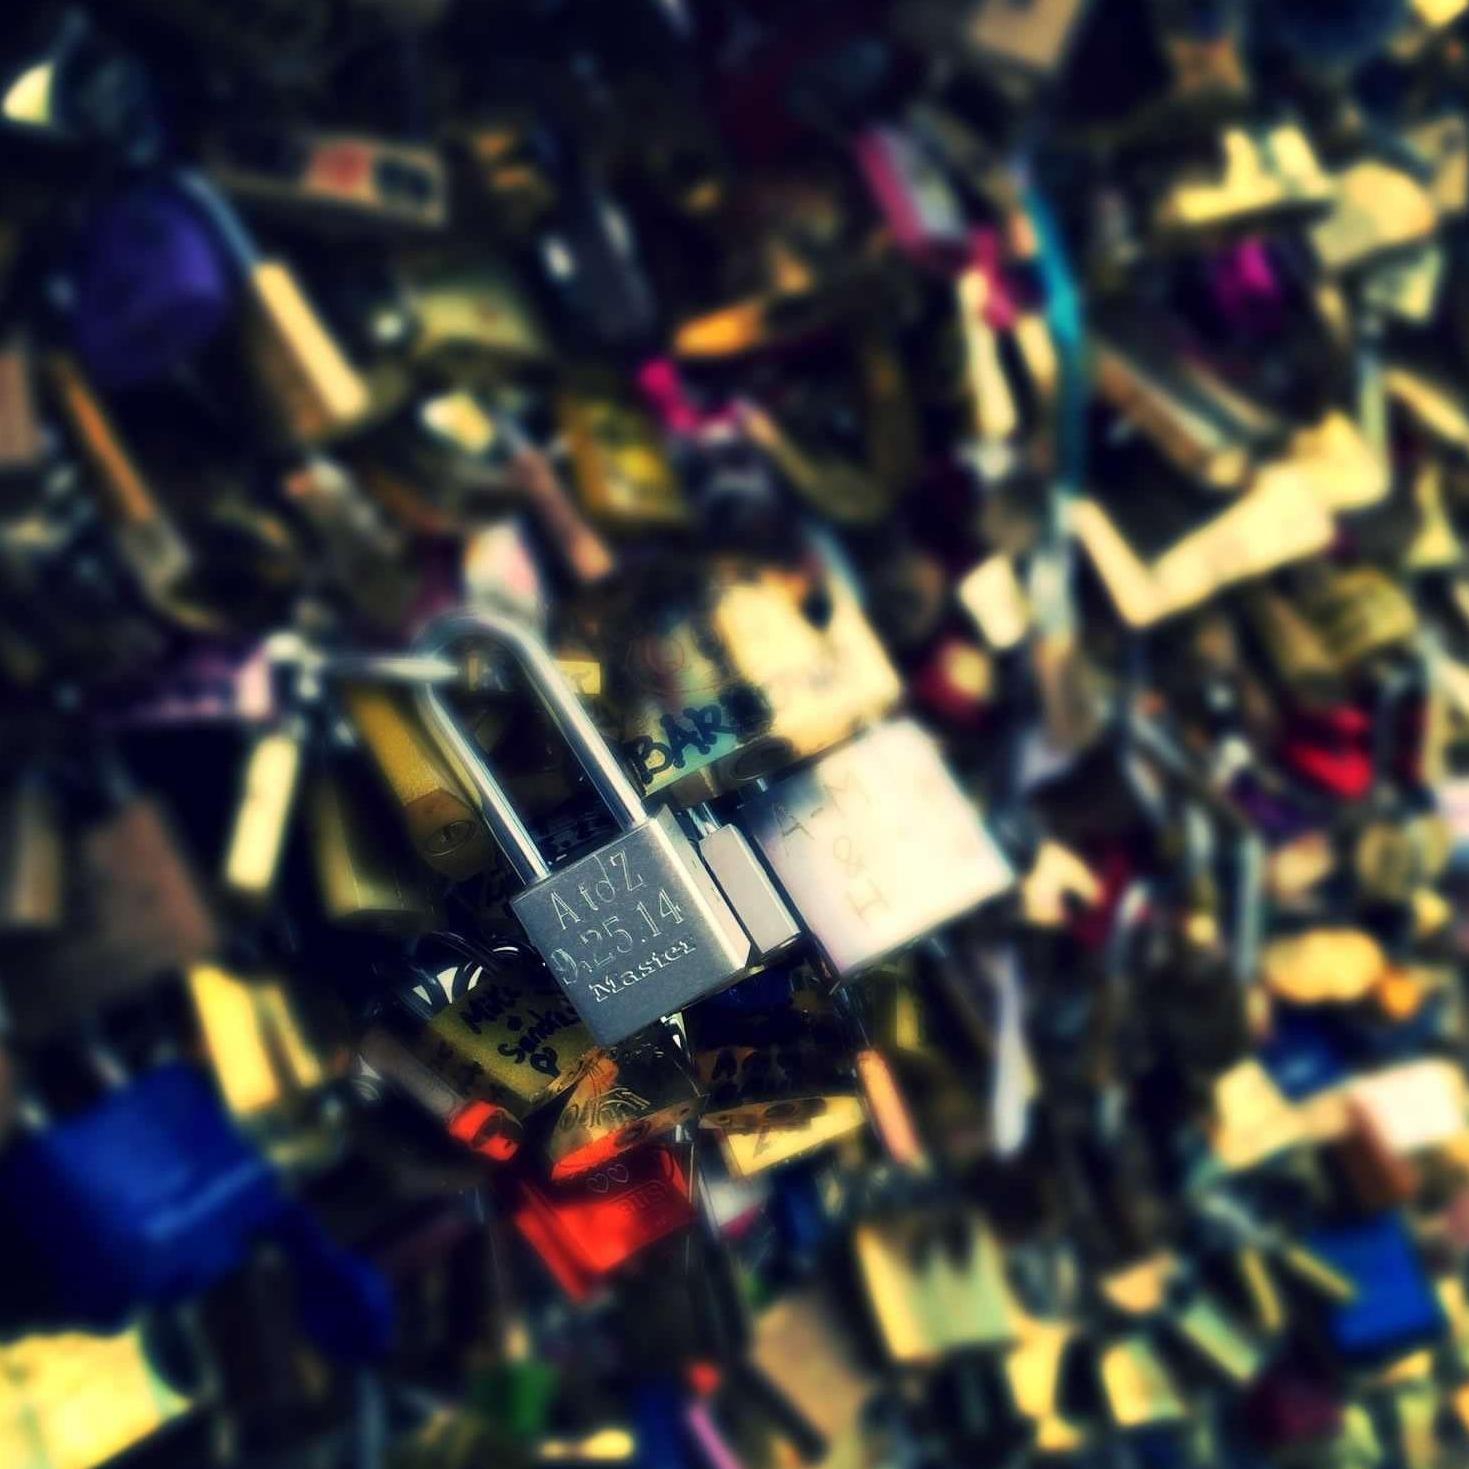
xmin=8 ymin=0 xmax=1469 ymax=1465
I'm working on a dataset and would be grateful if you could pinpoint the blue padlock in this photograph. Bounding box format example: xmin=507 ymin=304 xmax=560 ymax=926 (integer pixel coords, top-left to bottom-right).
xmin=1258 ymin=1009 xmax=1349 ymax=1100
xmin=68 ymin=181 xmax=236 ymax=392
xmin=633 ymin=1377 xmax=698 ymax=1469
xmin=0 ymin=1063 xmax=392 ymax=1360
xmin=1305 ymin=1213 xmax=1444 ymax=1361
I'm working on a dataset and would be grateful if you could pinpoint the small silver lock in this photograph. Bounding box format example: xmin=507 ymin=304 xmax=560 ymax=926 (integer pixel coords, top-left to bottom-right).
xmin=413 ymin=611 xmax=795 ymax=1046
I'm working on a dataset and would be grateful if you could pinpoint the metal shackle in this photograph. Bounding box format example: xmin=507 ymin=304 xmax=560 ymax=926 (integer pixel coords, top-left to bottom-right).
xmin=412 ymin=609 xmax=646 ymax=886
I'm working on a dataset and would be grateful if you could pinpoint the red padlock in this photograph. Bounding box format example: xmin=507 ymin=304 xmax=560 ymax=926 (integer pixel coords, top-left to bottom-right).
xmin=513 ymin=1143 xmax=694 ymax=1300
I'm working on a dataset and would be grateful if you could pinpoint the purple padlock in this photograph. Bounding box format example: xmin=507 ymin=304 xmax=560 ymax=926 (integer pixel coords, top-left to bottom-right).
xmin=68 ymin=181 xmax=236 ymax=391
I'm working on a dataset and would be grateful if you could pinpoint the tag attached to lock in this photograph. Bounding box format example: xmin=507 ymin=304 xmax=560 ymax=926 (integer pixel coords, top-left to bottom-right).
xmin=738 ymin=719 xmax=1014 ymax=977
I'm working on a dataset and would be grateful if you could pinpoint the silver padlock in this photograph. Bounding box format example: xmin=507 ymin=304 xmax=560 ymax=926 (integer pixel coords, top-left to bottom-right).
xmin=413 ymin=611 xmax=797 ymax=1046
xmin=735 ymin=718 xmax=1015 ymax=978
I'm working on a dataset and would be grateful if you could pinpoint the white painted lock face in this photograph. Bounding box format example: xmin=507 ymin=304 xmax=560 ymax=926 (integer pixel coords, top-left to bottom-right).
xmin=513 ymin=812 xmax=751 ymax=1046
xmin=738 ymin=719 xmax=1015 ymax=976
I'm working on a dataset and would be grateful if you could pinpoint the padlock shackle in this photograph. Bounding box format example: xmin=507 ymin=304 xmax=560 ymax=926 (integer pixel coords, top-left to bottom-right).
xmin=412 ymin=610 xmax=647 ymax=886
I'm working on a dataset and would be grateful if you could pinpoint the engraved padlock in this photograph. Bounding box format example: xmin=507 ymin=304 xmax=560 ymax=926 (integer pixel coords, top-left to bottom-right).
xmin=736 ymin=718 xmax=1015 ymax=979
xmin=414 ymin=610 xmax=789 ymax=1046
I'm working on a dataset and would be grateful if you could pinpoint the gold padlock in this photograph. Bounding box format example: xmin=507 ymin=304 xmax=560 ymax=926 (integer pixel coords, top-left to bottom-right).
xmin=558 ymin=375 xmax=689 ymax=530
xmin=174 ymin=173 xmax=371 ymax=445
xmin=694 ymin=1032 xmax=851 ymax=1135
xmin=1092 ymin=329 xmax=1282 ymax=491
xmin=548 ymin=1028 xmax=702 ymax=1179
xmin=1154 ymin=124 xmax=1333 ymax=237
xmin=189 ymin=963 xmax=326 ymax=1120
xmin=307 ymin=763 xmax=443 ymax=934
xmin=853 ymin=1210 xmax=1018 ymax=1364
xmin=222 ymin=725 xmax=305 ymax=907
xmin=413 ymin=952 xmax=596 ymax=1126
xmin=1293 ymin=565 xmax=1418 ymax=671
xmin=1310 ymin=159 xmax=1440 ymax=275
xmin=0 ymin=766 xmax=64 ymax=934
xmin=614 ymin=558 xmax=903 ymax=802
xmin=341 ymin=682 xmax=494 ymax=881
xmin=1073 ymin=465 xmax=1333 ymax=628
xmin=46 ymin=353 xmax=203 ymax=624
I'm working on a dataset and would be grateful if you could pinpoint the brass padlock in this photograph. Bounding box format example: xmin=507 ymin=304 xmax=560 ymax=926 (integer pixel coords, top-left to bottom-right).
xmin=341 ymin=681 xmax=494 ymax=881
xmin=1092 ymin=329 xmax=1283 ymax=491
xmin=176 ymin=172 xmax=371 ymax=445
xmin=557 ymin=376 xmax=689 ymax=530
xmin=404 ymin=254 xmax=553 ymax=368
xmin=307 ymin=763 xmax=443 ymax=934
xmin=221 ymin=723 xmax=305 ymax=907
xmin=614 ymin=556 xmax=902 ymax=802
xmin=205 ymin=129 xmax=449 ymax=233
xmin=414 ymin=610 xmax=792 ymax=1045
xmin=1309 ymin=158 xmax=1439 ymax=276
xmin=0 ymin=336 xmax=43 ymax=484
xmin=188 ymin=963 xmax=325 ymax=1121
xmin=409 ymin=946 xmax=594 ymax=1129
xmin=45 ymin=353 xmax=202 ymax=624
xmin=0 ymin=766 xmax=64 ymax=934
xmin=852 ymin=1209 xmax=1019 ymax=1365
xmin=1153 ymin=124 xmax=1333 ymax=238
xmin=548 ymin=1028 xmax=702 ymax=1179
xmin=694 ymin=1031 xmax=850 ymax=1134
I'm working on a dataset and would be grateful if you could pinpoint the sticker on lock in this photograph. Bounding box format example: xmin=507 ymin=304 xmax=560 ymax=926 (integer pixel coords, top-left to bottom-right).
xmin=512 ymin=812 xmax=751 ymax=1046
xmin=739 ymin=718 xmax=1015 ymax=976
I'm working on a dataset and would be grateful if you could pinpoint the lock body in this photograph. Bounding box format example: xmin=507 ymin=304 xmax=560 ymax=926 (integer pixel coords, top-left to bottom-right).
xmin=548 ymin=1032 xmax=702 ymax=1179
xmin=0 ymin=768 xmax=64 ymax=933
xmin=343 ymin=683 xmax=493 ymax=880
xmin=415 ymin=610 xmax=774 ymax=1046
xmin=616 ymin=559 xmax=902 ymax=802
xmin=308 ymin=766 xmax=443 ymax=934
xmin=415 ymin=960 xmax=595 ymax=1120
xmin=513 ymin=809 xmax=753 ymax=1046
xmin=512 ymin=1143 xmax=693 ymax=1300
xmin=738 ymin=719 xmax=1014 ymax=977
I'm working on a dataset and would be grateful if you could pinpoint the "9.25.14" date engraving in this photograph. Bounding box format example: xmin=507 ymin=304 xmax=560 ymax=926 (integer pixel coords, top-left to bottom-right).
xmin=541 ymin=843 xmax=698 ymax=1003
